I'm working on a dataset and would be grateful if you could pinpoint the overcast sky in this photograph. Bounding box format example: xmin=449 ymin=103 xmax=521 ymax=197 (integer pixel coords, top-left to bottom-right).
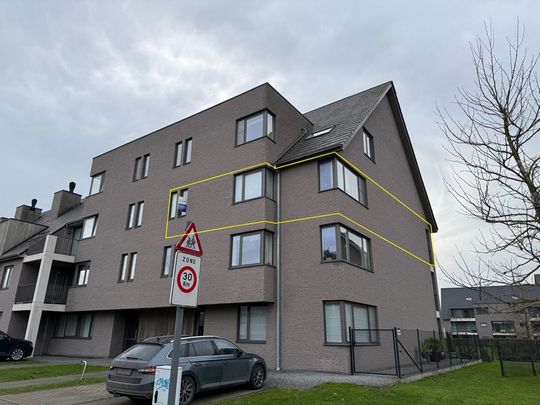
xmin=1 ymin=1 xmax=538 ymax=287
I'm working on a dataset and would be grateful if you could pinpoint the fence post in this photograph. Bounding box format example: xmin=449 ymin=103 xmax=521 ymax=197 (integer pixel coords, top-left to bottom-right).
xmin=447 ymin=334 xmax=453 ymax=367
xmin=393 ymin=327 xmax=401 ymax=378
xmin=473 ymin=335 xmax=479 ymax=360
xmin=528 ymin=341 xmax=537 ymax=376
xmin=496 ymin=341 xmax=505 ymax=377
xmin=432 ymin=330 xmax=440 ymax=369
xmin=349 ymin=327 xmax=354 ymax=375
xmin=417 ymin=329 xmax=423 ymax=373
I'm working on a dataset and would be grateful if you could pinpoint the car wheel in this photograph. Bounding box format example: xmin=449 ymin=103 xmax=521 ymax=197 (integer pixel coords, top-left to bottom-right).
xmin=9 ymin=347 xmax=25 ymax=361
xmin=249 ymin=364 xmax=265 ymax=390
xmin=179 ymin=375 xmax=195 ymax=405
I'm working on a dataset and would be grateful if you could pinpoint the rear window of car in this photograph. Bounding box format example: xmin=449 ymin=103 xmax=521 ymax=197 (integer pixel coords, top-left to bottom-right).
xmin=118 ymin=343 xmax=163 ymax=361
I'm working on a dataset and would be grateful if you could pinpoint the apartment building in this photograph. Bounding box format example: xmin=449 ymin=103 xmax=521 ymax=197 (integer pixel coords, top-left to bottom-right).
xmin=441 ymin=276 xmax=540 ymax=340
xmin=0 ymin=82 xmax=439 ymax=372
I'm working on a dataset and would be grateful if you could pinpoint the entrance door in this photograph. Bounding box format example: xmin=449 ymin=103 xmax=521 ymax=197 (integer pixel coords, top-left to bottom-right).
xmin=123 ymin=313 xmax=139 ymax=350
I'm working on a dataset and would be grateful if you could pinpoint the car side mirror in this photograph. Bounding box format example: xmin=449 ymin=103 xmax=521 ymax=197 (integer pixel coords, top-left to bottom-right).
xmin=235 ymin=349 xmax=243 ymax=357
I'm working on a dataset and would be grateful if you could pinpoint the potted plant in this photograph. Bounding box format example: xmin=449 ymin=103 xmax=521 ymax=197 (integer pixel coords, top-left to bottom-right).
xmin=421 ymin=337 xmax=446 ymax=362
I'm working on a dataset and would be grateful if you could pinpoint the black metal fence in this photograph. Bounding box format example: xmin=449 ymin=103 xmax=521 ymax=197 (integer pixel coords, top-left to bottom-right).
xmin=350 ymin=328 xmax=481 ymax=377
xmin=479 ymin=339 xmax=540 ymax=376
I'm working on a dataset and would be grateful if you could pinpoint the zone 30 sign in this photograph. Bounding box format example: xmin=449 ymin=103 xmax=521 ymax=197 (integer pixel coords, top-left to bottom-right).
xmin=170 ymin=253 xmax=201 ymax=307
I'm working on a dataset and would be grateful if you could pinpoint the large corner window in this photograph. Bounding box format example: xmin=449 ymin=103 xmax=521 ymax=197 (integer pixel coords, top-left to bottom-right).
xmin=324 ymin=301 xmax=378 ymax=344
xmin=321 ymin=224 xmax=372 ymax=271
xmin=89 ymin=172 xmax=105 ymax=195
xmin=54 ymin=313 xmax=93 ymax=338
xmin=169 ymin=189 xmax=188 ymax=219
xmin=75 ymin=263 xmax=90 ymax=286
xmin=319 ymin=158 xmax=367 ymax=206
xmin=127 ymin=201 xmax=144 ymax=229
xmin=363 ymin=129 xmax=374 ymax=160
xmin=492 ymin=321 xmax=516 ymax=334
xmin=0 ymin=265 xmax=13 ymax=289
xmin=234 ymin=168 xmax=274 ymax=203
xmin=238 ymin=305 xmax=267 ymax=342
xmin=231 ymin=230 xmax=273 ymax=268
xmin=81 ymin=216 xmax=98 ymax=239
xmin=119 ymin=252 xmax=137 ymax=282
xmin=236 ymin=111 xmax=274 ymax=145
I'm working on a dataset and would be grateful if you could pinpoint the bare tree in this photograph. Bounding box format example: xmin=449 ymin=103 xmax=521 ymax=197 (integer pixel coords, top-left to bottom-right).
xmin=438 ymin=22 xmax=540 ymax=337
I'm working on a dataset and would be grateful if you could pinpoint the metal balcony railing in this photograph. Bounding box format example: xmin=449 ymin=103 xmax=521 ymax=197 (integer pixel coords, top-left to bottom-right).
xmin=26 ymin=235 xmax=75 ymax=256
xmin=14 ymin=282 xmax=69 ymax=305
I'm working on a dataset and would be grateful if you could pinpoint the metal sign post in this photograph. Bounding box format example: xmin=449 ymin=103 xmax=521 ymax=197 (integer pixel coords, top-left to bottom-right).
xmin=167 ymin=223 xmax=203 ymax=405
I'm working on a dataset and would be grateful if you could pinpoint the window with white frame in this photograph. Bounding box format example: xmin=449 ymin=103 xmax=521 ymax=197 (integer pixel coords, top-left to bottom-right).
xmin=81 ymin=216 xmax=98 ymax=239
xmin=161 ymin=246 xmax=172 ymax=277
xmin=0 ymin=266 xmax=13 ymax=289
xmin=169 ymin=189 xmax=188 ymax=219
xmin=133 ymin=154 xmax=150 ymax=181
xmin=238 ymin=305 xmax=267 ymax=342
xmin=127 ymin=201 xmax=144 ymax=229
xmin=234 ymin=168 xmax=274 ymax=203
xmin=174 ymin=138 xmax=192 ymax=167
xmin=54 ymin=313 xmax=93 ymax=338
xmin=236 ymin=111 xmax=274 ymax=145
xmin=231 ymin=231 xmax=273 ymax=268
xmin=363 ymin=129 xmax=374 ymax=160
xmin=89 ymin=172 xmax=105 ymax=195
xmin=75 ymin=263 xmax=90 ymax=286
xmin=321 ymin=224 xmax=372 ymax=270
xmin=324 ymin=301 xmax=378 ymax=344
xmin=319 ymin=158 xmax=367 ymax=206
xmin=119 ymin=252 xmax=137 ymax=282
xmin=184 ymin=138 xmax=192 ymax=164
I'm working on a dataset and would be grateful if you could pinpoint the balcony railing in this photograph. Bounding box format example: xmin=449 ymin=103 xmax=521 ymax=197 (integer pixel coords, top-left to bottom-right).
xmin=26 ymin=235 xmax=75 ymax=256
xmin=14 ymin=283 xmax=69 ymax=305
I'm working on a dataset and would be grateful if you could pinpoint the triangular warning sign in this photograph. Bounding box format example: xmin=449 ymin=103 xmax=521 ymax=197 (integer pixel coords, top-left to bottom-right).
xmin=175 ymin=222 xmax=203 ymax=256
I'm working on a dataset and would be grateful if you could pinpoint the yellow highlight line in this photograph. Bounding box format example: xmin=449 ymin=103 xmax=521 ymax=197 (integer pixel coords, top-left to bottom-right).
xmin=164 ymin=150 xmax=437 ymax=267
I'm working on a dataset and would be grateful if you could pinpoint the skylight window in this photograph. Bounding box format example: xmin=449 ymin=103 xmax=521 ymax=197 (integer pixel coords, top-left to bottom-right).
xmin=311 ymin=127 xmax=334 ymax=137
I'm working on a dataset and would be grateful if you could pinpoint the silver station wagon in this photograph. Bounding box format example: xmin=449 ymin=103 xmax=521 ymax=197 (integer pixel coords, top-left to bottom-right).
xmin=106 ymin=335 xmax=266 ymax=404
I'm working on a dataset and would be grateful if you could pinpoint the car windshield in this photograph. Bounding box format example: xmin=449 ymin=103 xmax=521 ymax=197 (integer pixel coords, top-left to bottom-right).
xmin=118 ymin=343 xmax=163 ymax=361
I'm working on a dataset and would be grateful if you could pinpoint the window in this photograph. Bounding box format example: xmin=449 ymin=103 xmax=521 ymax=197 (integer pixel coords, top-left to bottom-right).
xmin=174 ymin=139 xmax=192 ymax=167
xmin=54 ymin=313 xmax=93 ymax=338
xmin=81 ymin=216 xmax=97 ymax=239
xmin=234 ymin=169 xmax=274 ymax=203
xmin=0 ymin=266 xmax=13 ymax=289
xmin=127 ymin=201 xmax=144 ymax=229
xmin=161 ymin=246 xmax=172 ymax=277
xmin=321 ymin=224 xmax=372 ymax=271
xmin=319 ymin=159 xmax=367 ymax=206
xmin=133 ymin=154 xmax=150 ymax=181
xmin=475 ymin=307 xmax=489 ymax=315
xmin=311 ymin=127 xmax=334 ymax=137
xmin=169 ymin=189 xmax=188 ymax=219
xmin=89 ymin=172 xmax=105 ymax=195
xmin=231 ymin=231 xmax=273 ymax=268
xmin=492 ymin=321 xmax=516 ymax=334
xmin=238 ymin=305 xmax=267 ymax=342
xmin=191 ymin=340 xmax=216 ymax=356
xmin=363 ymin=129 xmax=374 ymax=160
xmin=450 ymin=321 xmax=477 ymax=334
xmin=75 ymin=263 xmax=90 ymax=286
xmin=324 ymin=301 xmax=378 ymax=344
xmin=184 ymin=138 xmax=192 ymax=164
xmin=236 ymin=111 xmax=274 ymax=145
xmin=450 ymin=308 xmax=475 ymax=318
xmin=119 ymin=252 xmax=137 ymax=282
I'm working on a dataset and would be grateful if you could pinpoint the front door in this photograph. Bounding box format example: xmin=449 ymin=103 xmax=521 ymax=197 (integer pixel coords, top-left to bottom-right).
xmin=193 ymin=309 xmax=205 ymax=336
xmin=189 ymin=339 xmax=222 ymax=389
xmin=123 ymin=313 xmax=139 ymax=350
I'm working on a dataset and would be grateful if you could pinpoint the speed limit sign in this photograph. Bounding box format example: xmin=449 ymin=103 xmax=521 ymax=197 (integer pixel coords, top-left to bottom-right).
xmin=170 ymin=252 xmax=201 ymax=307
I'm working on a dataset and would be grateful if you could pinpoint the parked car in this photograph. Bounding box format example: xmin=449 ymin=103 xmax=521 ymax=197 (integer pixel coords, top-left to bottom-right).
xmin=106 ymin=335 xmax=266 ymax=404
xmin=0 ymin=330 xmax=33 ymax=361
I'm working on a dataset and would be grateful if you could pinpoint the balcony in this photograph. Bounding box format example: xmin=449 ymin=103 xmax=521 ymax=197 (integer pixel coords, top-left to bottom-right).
xmin=15 ymin=282 xmax=70 ymax=305
xmin=26 ymin=235 xmax=75 ymax=256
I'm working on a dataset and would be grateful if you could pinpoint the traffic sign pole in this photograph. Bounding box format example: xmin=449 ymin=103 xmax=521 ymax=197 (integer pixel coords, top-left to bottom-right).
xmin=168 ymin=300 xmax=183 ymax=405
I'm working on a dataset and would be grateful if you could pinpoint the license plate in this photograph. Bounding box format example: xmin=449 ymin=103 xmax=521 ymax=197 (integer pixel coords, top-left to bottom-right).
xmin=117 ymin=368 xmax=132 ymax=376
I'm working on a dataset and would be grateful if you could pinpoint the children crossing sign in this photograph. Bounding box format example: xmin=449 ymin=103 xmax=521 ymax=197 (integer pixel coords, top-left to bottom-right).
xmin=175 ymin=222 xmax=203 ymax=256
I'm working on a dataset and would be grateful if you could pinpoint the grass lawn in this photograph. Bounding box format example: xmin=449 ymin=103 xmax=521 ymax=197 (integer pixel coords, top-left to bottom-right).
xmin=225 ymin=363 xmax=540 ymax=405
xmin=0 ymin=359 xmax=42 ymax=367
xmin=0 ymin=363 xmax=108 ymax=383
xmin=0 ymin=377 xmax=106 ymax=395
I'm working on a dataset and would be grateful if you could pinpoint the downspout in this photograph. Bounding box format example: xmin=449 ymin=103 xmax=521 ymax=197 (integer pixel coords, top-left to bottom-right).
xmin=276 ymin=170 xmax=281 ymax=371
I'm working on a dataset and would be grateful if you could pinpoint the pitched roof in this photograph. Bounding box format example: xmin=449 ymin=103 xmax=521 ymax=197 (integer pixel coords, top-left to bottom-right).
xmin=275 ymin=82 xmax=391 ymax=166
